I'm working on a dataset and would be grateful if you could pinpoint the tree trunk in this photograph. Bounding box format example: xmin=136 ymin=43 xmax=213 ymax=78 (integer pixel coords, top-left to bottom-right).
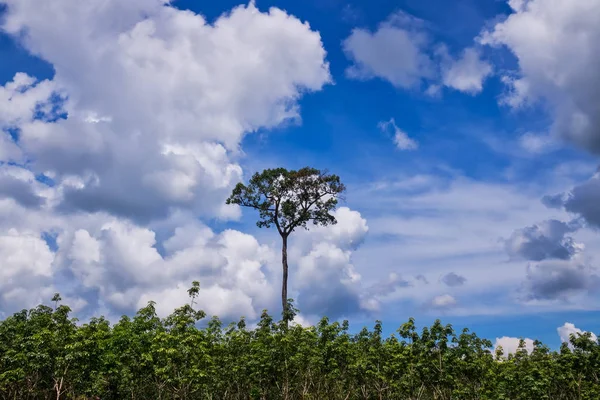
xmin=281 ymin=234 xmax=289 ymax=318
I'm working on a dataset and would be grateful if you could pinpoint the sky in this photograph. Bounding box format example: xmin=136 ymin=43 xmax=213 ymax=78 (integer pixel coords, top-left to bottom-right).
xmin=0 ymin=0 xmax=599 ymax=351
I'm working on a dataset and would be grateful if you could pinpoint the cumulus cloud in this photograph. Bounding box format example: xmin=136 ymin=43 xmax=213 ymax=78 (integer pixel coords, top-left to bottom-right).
xmin=429 ymin=294 xmax=457 ymax=309
xmin=542 ymin=169 xmax=600 ymax=229
xmin=291 ymin=207 xmax=373 ymax=318
xmin=342 ymin=11 xmax=434 ymax=89
xmin=0 ymin=229 xmax=56 ymax=314
xmin=343 ymin=12 xmax=492 ymax=95
xmin=480 ymin=0 xmax=600 ymax=153
xmin=504 ymin=219 xmax=583 ymax=261
xmin=290 ymin=313 xmax=313 ymax=327
xmin=292 ymin=207 xmax=369 ymax=254
xmin=556 ymin=322 xmax=598 ymax=349
xmin=0 ymin=73 xmax=58 ymax=163
xmin=557 ymin=322 xmax=598 ymax=348
xmin=564 ymin=178 xmax=600 ymax=228
xmin=523 ymin=259 xmax=600 ymax=301
xmin=0 ymin=0 xmax=346 ymax=320
xmin=0 ymin=73 xmax=57 ymax=129
xmin=0 ymin=165 xmax=47 ymax=209
xmin=294 ymin=242 xmax=363 ymax=316
xmin=505 ymin=186 xmax=599 ymax=304
xmin=53 ymin=218 xmax=278 ymax=319
xmin=494 ymin=336 xmax=534 ymax=357
xmin=496 ymin=324 xmax=598 ymax=358
xmin=439 ymin=46 xmax=492 ymax=94
xmin=441 ymin=272 xmax=467 ymax=287
xmin=40 ymin=204 xmax=372 ymax=321
xmin=1 ymin=0 xmax=331 ymax=223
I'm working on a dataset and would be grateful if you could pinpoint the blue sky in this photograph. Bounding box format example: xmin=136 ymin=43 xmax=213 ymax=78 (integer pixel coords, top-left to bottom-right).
xmin=1 ymin=0 xmax=599 ymax=351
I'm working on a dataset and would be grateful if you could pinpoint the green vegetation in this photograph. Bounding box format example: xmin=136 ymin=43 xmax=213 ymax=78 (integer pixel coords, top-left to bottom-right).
xmin=1 ymin=292 xmax=599 ymax=400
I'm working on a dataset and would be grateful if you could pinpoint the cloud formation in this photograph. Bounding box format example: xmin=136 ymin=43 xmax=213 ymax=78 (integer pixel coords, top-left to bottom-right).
xmin=1 ymin=0 xmax=331 ymax=223
xmin=543 ymin=169 xmax=600 ymax=229
xmin=429 ymin=294 xmax=457 ymax=309
xmin=504 ymin=219 xmax=583 ymax=262
xmin=481 ymin=0 xmax=600 ymax=153
xmin=378 ymin=118 xmax=418 ymax=150
xmin=343 ymin=12 xmax=491 ymax=95
xmin=292 ymin=207 xmax=374 ymax=318
xmin=439 ymin=47 xmax=492 ymax=95
xmin=496 ymin=322 xmax=598 ymax=358
xmin=523 ymin=259 xmax=599 ymax=301
xmin=343 ymin=12 xmax=434 ymax=89
xmin=1 ymin=0 xmax=599 ymax=327
xmin=494 ymin=336 xmax=534 ymax=357
xmin=0 ymin=0 xmax=367 ymax=321
xmin=557 ymin=322 xmax=598 ymax=348
xmin=0 ymin=229 xmax=55 ymax=315
xmin=54 ymin=219 xmax=278 ymax=319
xmin=441 ymin=272 xmax=467 ymax=287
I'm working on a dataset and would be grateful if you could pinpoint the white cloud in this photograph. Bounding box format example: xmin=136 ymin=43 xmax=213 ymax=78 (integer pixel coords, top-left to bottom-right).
xmin=138 ymin=283 xmax=257 ymax=320
xmin=0 ymin=0 xmax=337 ymax=319
xmin=292 ymin=207 xmax=369 ymax=254
xmin=429 ymin=294 xmax=457 ymax=309
xmin=290 ymin=207 xmax=373 ymax=318
xmin=0 ymin=229 xmax=56 ymax=314
xmin=378 ymin=118 xmax=418 ymax=150
xmin=53 ymin=218 xmax=278 ymax=319
xmin=1 ymin=0 xmax=331 ymax=223
xmin=343 ymin=12 xmax=492 ymax=96
xmin=0 ymin=73 xmax=58 ymax=163
xmin=347 ymin=168 xmax=600 ymax=314
xmin=342 ymin=12 xmax=434 ymax=89
xmin=480 ymin=0 xmax=600 ymax=153
xmin=439 ymin=47 xmax=492 ymax=94
xmin=494 ymin=336 xmax=535 ymax=357
xmin=0 ymin=73 xmax=57 ymax=128
xmin=496 ymin=323 xmax=598 ymax=358
xmin=290 ymin=313 xmax=313 ymax=327
xmin=557 ymin=322 xmax=598 ymax=348
xmin=518 ymin=132 xmax=559 ymax=154
xmin=294 ymin=242 xmax=362 ymax=315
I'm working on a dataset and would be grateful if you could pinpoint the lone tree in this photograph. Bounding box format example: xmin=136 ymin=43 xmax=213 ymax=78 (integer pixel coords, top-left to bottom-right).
xmin=226 ymin=167 xmax=346 ymax=317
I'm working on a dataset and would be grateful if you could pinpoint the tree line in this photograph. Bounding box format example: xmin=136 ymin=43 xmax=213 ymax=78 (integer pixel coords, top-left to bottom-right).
xmin=1 ymin=292 xmax=599 ymax=400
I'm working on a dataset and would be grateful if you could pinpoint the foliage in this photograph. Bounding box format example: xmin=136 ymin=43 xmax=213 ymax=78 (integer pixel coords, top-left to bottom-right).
xmin=226 ymin=167 xmax=346 ymax=236
xmin=1 ymin=290 xmax=599 ymax=399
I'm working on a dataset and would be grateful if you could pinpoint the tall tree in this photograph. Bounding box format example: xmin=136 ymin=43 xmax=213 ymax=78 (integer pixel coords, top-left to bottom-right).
xmin=226 ymin=167 xmax=346 ymax=317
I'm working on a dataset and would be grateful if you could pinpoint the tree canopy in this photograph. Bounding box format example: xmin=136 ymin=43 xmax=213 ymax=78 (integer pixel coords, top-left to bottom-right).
xmin=226 ymin=167 xmax=346 ymax=237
